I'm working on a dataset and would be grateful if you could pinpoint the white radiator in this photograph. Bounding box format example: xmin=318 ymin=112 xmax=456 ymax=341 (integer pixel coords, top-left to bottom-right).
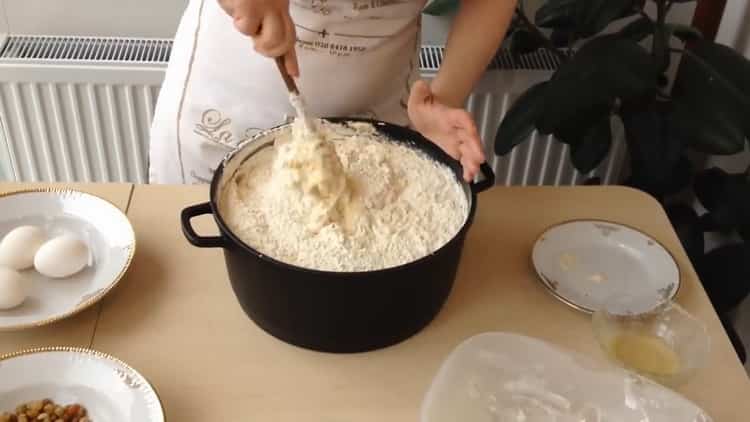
xmin=0 ymin=37 xmax=627 ymax=185
xmin=0 ymin=36 xmax=169 ymax=183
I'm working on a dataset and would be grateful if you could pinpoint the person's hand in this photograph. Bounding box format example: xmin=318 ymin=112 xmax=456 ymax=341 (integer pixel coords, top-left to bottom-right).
xmin=218 ymin=0 xmax=299 ymax=76
xmin=408 ymin=80 xmax=485 ymax=182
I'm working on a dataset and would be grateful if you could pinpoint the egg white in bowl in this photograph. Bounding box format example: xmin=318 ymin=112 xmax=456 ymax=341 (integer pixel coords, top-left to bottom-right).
xmin=0 ymin=189 xmax=135 ymax=330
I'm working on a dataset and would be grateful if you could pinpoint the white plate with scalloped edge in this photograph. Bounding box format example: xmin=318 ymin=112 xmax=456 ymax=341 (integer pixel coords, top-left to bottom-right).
xmin=0 ymin=189 xmax=135 ymax=330
xmin=0 ymin=348 xmax=164 ymax=421
xmin=531 ymin=220 xmax=680 ymax=314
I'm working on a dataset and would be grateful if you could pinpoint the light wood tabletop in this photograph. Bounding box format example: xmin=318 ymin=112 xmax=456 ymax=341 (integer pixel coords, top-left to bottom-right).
xmin=1 ymin=183 xmax=748 ymax=421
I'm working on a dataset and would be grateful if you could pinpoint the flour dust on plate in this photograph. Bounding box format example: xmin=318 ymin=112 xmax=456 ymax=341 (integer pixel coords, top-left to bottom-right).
xmin=531 ymin=220 xmax=680 ymax=314
xmin=0 ymin=348 xmax=164 ymax=422
xmin=0 ymin=190 xmax=135 ymax=330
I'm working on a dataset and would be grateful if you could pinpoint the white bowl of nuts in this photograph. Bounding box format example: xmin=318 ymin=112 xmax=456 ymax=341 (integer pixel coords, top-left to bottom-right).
xmin=0 ymin=347 xmax=164 ymax=422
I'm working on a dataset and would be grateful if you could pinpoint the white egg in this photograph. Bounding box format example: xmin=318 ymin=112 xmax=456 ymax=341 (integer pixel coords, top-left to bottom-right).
xmin=34 ymin=234 xmax=91 ymax=279
xmin=0 ymin=267 xmax=26 ymax=310
xmin=0 ymin=225 xmax=47 ymax=270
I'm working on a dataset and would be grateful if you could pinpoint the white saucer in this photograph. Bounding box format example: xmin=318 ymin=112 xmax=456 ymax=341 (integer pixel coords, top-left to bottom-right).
xmin=0 ymin=189 xmax=135 ymax=330
xmin=0 ymin=347 xmax=164 ymax=421
xmin=531 ymin=220 xmax=680 ymax=314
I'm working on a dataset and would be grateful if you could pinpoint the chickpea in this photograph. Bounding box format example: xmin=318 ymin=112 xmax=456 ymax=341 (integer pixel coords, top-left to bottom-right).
xmin=4 ymin=401 xmax=88 ymax=422
xmin=62 ymin=407 xmax=78 ymax=421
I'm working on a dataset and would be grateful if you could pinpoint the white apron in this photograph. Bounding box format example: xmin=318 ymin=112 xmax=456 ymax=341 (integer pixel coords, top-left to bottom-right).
xmin=149 ymin=0 xmax=426 ymax=184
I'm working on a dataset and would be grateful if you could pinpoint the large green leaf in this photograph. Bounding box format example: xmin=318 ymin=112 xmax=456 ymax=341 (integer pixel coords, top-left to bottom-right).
xmin=626 ymin=156 xmax=692 ymax=200
xmin=623 ymin=107 xmax=681 ymax=174
xmin=537 ymin=35 xmax=657 ymax=134
xmin=510 ymin=29 xmax=546 ymax=57
xmin=671 ymin=41 xmax=750 ymax=154
xmin=666 ymin=203 xmax=705 ymax=264
xmin=667 ymin=24 xmax=703 ymax=43
xmin=693 ymin=167 xmax=727 ymax=211
xmin=694 ymin=167 xmax=750 ymax=234
xmin=623 ymin=107 xmax=691 ymax=197
xmin=535 ymin=0 xmax=579 ymax=29
xmin=553 ymin=103 xmax=611 ymax=144
xmin=495 ymin=82 xmax=549 ymax=155
xmin=741 ymin=225 xmax=750 ymax=243
xmin=578 ymin=0 xmax=638 ymax=36
xmin=685 ymin=41 xmax=750 ymax=102
xmin=618 ymin=16 xmax=654 ymax=42
xmin=536 ymin=0 xmax=637 ymax=35
xmin=698 ymin=244 xmax=750 ymax=313
xmin=423 ymin=0 xmax=459 ymax=16
xmin=669 ymin=103 xmax=746 ymax=155
xmin=653 ymin=24 xmax=671 ymax=73
xmin=550 ymin=28 xmax=576 ymax=47
xmin=570 ymin=115 xmax=612 ymax=173
xmin=721 ymin=314 xmax=747 ymax=364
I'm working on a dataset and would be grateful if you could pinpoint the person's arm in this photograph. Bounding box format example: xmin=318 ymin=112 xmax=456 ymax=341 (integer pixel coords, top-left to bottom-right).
xmin=432 ymin=0 xmax=517 ymax=107
xmin=409 ymin=0 xmax=516 ymax=181
xmin=218 ymin=0 xmax=299 ymax=76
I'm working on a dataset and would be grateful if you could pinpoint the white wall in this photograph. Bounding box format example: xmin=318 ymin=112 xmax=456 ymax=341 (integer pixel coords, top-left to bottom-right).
xmin=708 ymin=0 xmax=750 ymax=175
xmin=0 ymin=126 xmax=10 ymax=180
xmin=0 ymin=0 xmax=188 ymax=38
xmin=717 ymin=0 xmax=750 ymax=57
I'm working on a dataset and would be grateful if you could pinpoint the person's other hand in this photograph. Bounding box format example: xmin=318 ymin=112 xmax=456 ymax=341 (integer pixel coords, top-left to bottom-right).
xmin=408 ymin=80 xmax=485 ymax=182
xmin=218 ymin=0 xmax=299 ymax=76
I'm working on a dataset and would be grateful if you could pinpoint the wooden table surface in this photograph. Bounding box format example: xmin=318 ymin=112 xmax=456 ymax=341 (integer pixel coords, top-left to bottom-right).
xmin=1 ymin=183 xmax=749 ymax=421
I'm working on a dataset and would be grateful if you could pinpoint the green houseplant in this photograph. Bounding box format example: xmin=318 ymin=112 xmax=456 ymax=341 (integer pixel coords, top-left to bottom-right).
xmin=494 ymin=0 xmax=750 ymax=332
xmin=423 ymin=0 xmax=748 ymax=360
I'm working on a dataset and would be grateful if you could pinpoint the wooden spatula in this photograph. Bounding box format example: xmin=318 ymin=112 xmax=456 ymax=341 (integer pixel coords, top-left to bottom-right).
xmin=275 ymin=56 xmax=315 ymax=133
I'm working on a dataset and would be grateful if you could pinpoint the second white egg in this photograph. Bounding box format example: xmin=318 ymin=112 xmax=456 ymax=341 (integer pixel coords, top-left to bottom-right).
xmin=34 ymin=235 xmax=91 ymax=279
xmin=0 ymin=267 xmax=26 ymax=310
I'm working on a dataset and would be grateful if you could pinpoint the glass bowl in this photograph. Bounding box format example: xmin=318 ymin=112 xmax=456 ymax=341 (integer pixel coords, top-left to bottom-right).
xmin=592 ymin=296 xmax=710 ymax=387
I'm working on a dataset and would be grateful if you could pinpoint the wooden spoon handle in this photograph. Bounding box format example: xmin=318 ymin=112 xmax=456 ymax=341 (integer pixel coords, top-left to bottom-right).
xmin=275 ymin=56 xmax=299 ymax=95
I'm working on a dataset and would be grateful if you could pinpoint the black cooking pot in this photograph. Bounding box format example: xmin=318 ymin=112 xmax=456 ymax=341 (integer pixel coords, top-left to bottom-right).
xmin=181 ymin=118 xmax=494 ymax=353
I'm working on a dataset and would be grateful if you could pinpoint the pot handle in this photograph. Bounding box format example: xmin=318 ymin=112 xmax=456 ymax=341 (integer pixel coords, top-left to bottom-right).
xmin=181 ymin=202 xmax=227 ymax=248
xmin=471 ymin=162 xmax=496 ymax=194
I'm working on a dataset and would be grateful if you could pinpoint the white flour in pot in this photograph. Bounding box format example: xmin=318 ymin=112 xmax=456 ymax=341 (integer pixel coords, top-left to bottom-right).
xmin=219 ymin=119 xmax=469 ymax=272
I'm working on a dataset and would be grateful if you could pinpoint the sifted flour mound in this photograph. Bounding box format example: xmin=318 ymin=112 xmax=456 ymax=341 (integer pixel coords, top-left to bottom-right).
xmin=219 ymin=120 xmax=469 ymax=272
